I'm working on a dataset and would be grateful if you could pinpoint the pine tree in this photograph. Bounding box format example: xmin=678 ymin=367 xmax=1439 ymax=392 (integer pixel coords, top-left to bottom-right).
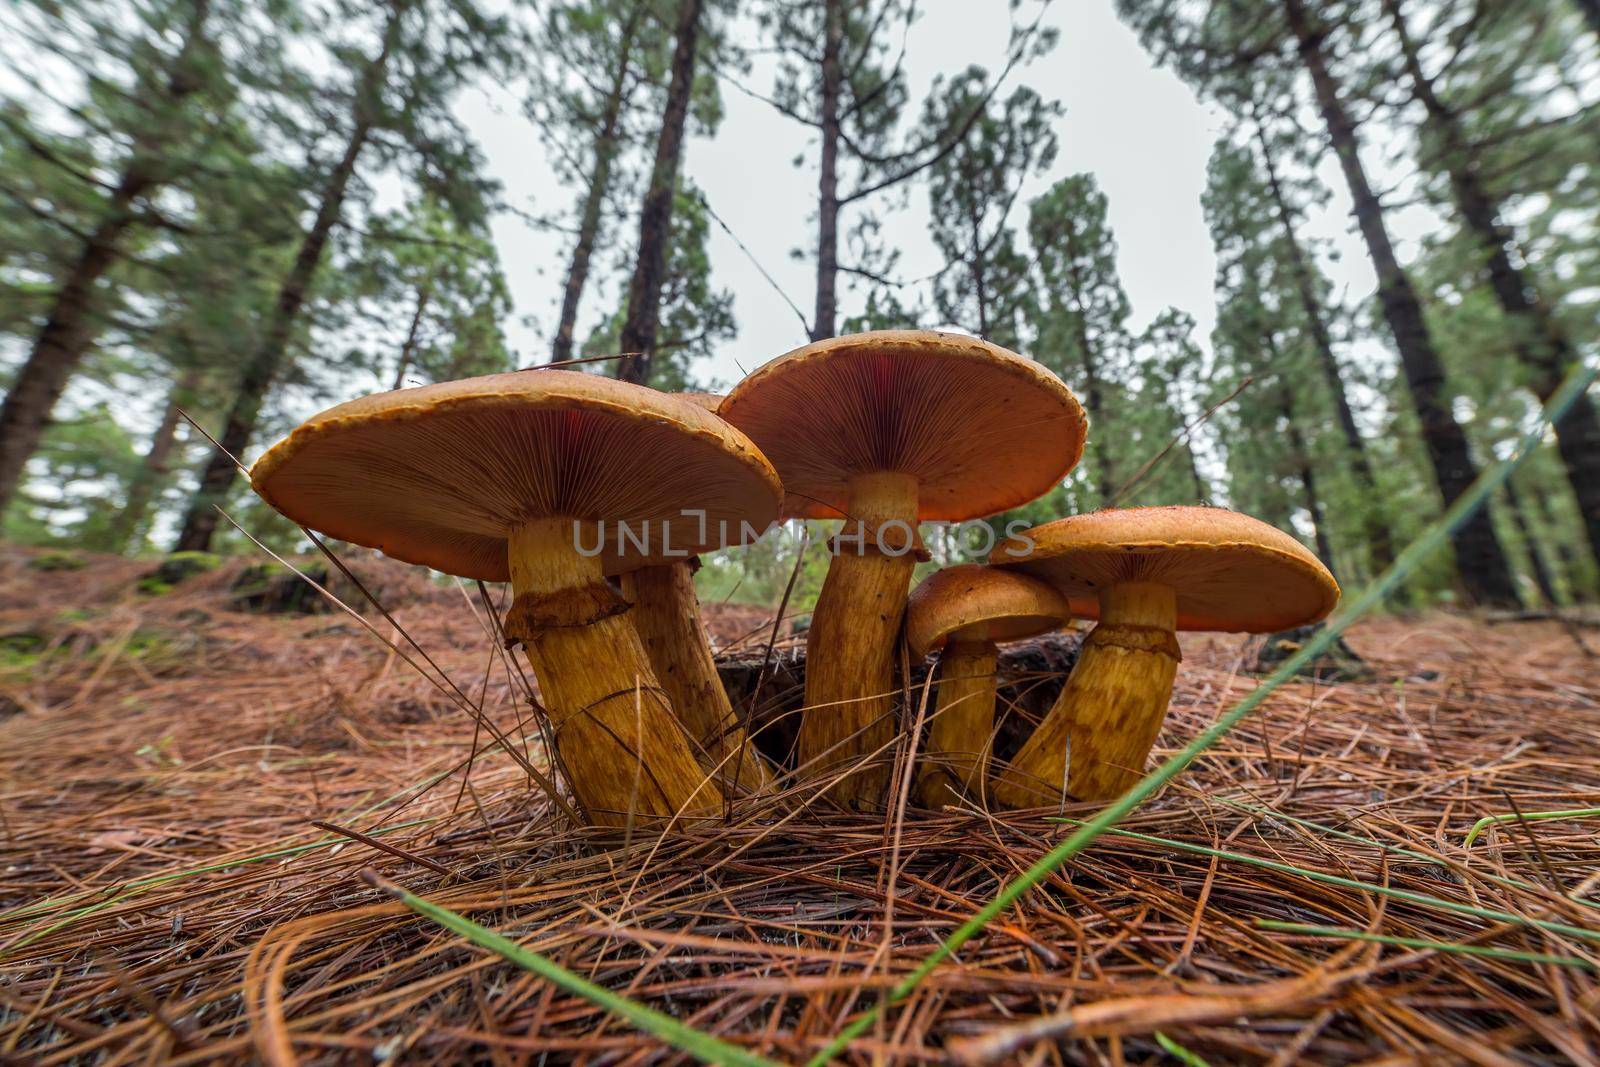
xmin=1029 ymin=174 xmax=1131 ymax=502
xmin=1137 ymin=308 xmax=1212 ymax=504
xmin=1119 ymin=0 xmax=1523 ymax=607
xmin=582 ymin=182 xmax=735 ymax=391
xmin=616 ymin=0 xmax=707 ymax=385
xmin=531 ymin=0 xmax=722 ymax=366
xmin=925 ymin=70 xmax=1059 ymax=350
xmin=1278 ymin=0 xmax=1517 ymax=605
xmin=1379 ymin=0 xmax=1600 ymax=574
xmin=760 ymin=1 xmax=1057 ymax=341
xmin=174 ymin=0 xmax=513 ymax=551
xmin=0 ymin=0 xmax=225 ymax=514
xmin=350 ymin=198 xmax=512 ymax=390
xmin=535 ymin=1 xmax=649 ymax=365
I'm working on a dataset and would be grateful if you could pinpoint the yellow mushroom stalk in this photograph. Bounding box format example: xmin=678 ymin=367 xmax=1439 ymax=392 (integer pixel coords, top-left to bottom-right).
xmin=721 ymin=330 xmax=1086 ymax=809
xmin=621 ymin=558 xmax=771 ymax=793
xmin=606 ymin=391 xmax=772 ymax=795
xmin=991 ymin=507 xmax=1340 ymax=805
xmin=249 ymin=370 xmax=783 ymax=828
xmin=905 ymin=565 xmax=1071 ymax=807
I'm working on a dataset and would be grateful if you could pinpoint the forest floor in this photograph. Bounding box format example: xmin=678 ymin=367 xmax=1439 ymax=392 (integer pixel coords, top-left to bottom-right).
xmin=0 ymin=543 xmax=1598 ymax=1064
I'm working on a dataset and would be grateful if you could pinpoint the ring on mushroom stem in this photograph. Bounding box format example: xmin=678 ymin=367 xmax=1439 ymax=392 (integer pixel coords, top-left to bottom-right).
xmin=905 ymin=564 xmax=1072 ymax=808
xmin=989 ymin=506 xmax=1340 ymax=806
xmin=248 ymin=370 xmax=782 ymax=828
xmin=721 ymin=330 xmax=1086 ymax=809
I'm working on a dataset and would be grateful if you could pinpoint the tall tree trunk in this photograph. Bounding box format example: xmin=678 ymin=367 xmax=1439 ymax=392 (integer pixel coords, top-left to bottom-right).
xmin=0 ymin=0 xmax=210 ymax=514
xmin=811 ymin=0 xmax=844 ymax=342
xmin=1281 ymin=387 xmax=1337 ymax=576
xmin=109 ymin=368 xmax=202 ymax=552
xmin=1282 ymin=0 xmax=1520 ymax=608
xmin=1572 ymin=0 xmax=1600 ymax=42
xmin=1528 ymin=474 xmax=1585 ymax=594
xmin=1385 ymin=0 xmax=1600 ymax=574
xmin=1501 ymin=477 xmax=1561 ymax=607
xmin=1252 ymin=117 xmax=1396 ymax=570
xmin=616 ymin=0 xmax=704 ymax=385
xmin=391 ymin=281 xmax=433 ymax=390
xmin=1062 ymin=219 xmax=1116 ymax=502
xmin=172 ymin=5 xmax=402 ymax=552
xmin=550 ymin=8 xmax=642 ymax=364
xmin=1183 ymin=442 xmax=1207 ymax=502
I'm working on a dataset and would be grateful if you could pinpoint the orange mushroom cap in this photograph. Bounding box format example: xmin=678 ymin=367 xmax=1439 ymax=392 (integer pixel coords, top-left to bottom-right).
xmin=905 ymin=564 xmax=1073 ymax=659
xmin=990 ymin=506 xmax=1340 ymax=633
xmin=250 ymin=370 xmax=782 ymax=582
xmin=720 ymin=330 xmax=1087 ymax=521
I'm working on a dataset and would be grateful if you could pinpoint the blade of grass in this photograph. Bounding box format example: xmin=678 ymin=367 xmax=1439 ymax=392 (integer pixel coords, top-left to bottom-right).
xmin=1254 ymin=920 xmax=1597 ymax=971
xmin=1214 ymin=799 xmax=1598 ymax=906
xmin=804 ymin=360 xmax=1599 ymax=1066
xmin=366 ymin=872 xmax=782 ymax=1067
xmin=1463 ymin=807 xmax=1600 ymax=849
xmin=0 ymin=819 xmax=438 ymax=958
xmin=1062 ymin=823 xmax=1600 ymax=944
xmin=1156 ymin=1031 xmax=1214 ymax=1066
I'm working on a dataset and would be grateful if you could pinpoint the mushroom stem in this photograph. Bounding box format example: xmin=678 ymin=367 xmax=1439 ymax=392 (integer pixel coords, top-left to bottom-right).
xmin=505 ymin=519 xmax=722 ymax=827
xmin=914 ymin=629 xmax=999 ymax=807
xmin=994 ymin=581 xmax=1180 ymax=806
xmin=621 ymin=560 xmax=772 ymax=794
xmin=798 ymin=470 xmax=920 ymax=808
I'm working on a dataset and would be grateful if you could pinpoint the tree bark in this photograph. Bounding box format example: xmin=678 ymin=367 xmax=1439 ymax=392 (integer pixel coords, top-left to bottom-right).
xmin=1573 ymin=0 xmax=1600 ymax=41
xmin=616 ymin=0 xmax=703 ymax=385
xmin=1384 ymin=0 xmax=1600 ymax=573
xmin=1283 ymin=387 xmax=1337 ymax=576
xmin=1282 ymin=0 xmax=1520 ymax=608
xmin=109 ymin=368 xmax=201 ymax=553
xmin=1183 ymin=445 xmax=1207 ymax=502
xmin=0 ymin=0 xmax=210 ymax=514
xmin=811 ymin=0 xmax=844 ymax=342
xmin=391 ymin=281 xmax=432 ymax=390
xmin=550 ymin=7 xmax=642 ymax=365
xmin=1253 ymin=117 xmax=1395 ymax=570
xmin=173 ymin=5 xmax=402 ymax=552
xmin=966 ymin=183 xmax=991 ymax=339
xmin=1061 ymin=219 xmax=1116 ymax=502
xmin=1502 ymin=476 xmax=1560 ymax=607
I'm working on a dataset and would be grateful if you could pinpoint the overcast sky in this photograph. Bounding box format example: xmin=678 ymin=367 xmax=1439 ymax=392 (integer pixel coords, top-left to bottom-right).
xmin=453 ymin=0 xmax=1431 ymax=401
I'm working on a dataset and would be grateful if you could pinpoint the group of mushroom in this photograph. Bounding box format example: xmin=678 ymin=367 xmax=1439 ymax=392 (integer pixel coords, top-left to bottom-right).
xmin=251 ymin=330 xmax=1339 ymax=827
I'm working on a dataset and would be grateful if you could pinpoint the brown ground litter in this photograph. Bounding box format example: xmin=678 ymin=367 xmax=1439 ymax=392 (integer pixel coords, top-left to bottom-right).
xmin=1 ymin=544 xmax=1597 ymax=1063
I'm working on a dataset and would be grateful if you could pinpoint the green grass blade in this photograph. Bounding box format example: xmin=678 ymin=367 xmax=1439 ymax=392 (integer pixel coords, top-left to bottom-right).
xmin=802 ymin=360 xmax=1598 ymax=1066
xmin=1214 ymin=799 xmax=1600 ymax=907
xmin=0 ymin=818 xmax=438 ymax=958
xmin=1254 ymin=920 xmax=1597 ymax=971
xmin=1155 ymin=1031 xmax=1214 ymax=1066
xmin=1054 ymin=822 xmax=1600 ymax=945
xmin=1463 ymin=807 xmax=1600 ymax=849
xmin=378 ymin=876 xmax=781 ymax=1067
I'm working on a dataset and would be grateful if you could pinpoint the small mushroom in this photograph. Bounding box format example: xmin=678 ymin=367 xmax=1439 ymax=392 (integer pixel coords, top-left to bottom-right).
xmin=250 ymin=370 xmax=782 ymax=827
xmin=618 ymin=392 xmax=772 ymax=794
xmin=990 ymin=506 xmax=1339 ymax=804
xmin=721 ymin=330 xmax=1086 ymax=807
xmin=905 ymin=565 xmax=1072 ymax=807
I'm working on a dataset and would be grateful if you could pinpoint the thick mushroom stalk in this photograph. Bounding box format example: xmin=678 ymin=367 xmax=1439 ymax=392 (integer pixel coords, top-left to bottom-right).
xmin=248 ymin=370 xmax=782 ymax=831
xmin=719 ymin=331 xmax=1087 ymax=809
xmin=989 ymin=507 xmax=1340 ymax=808
xmin=993 ymin=582 xmax=1179 ymax=805
xmin=505 ymin=520 xmax=721 ymax=826
xmin=621 ymin=560 xmax=772 ymax=793
xmin=915 ymin=627 xmax=999 ymax=807
xmin=799 ymin=471 xmax=920 ymax=807
xmin=904 ymin=563 xmax=1069 ymax=808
